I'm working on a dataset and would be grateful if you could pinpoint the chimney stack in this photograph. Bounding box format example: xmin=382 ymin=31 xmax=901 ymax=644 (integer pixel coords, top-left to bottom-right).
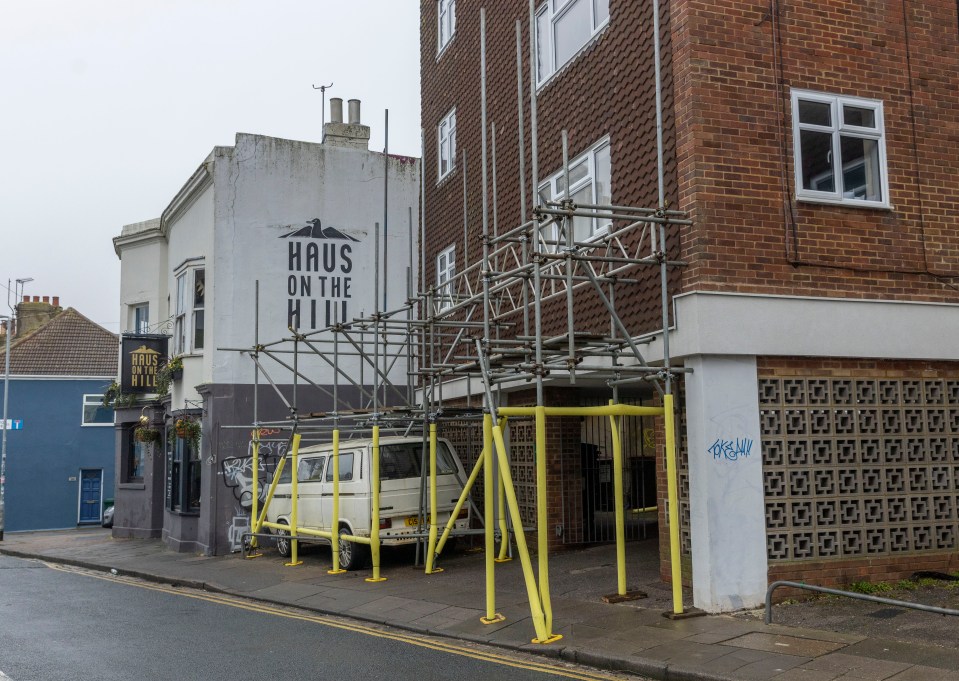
xmin=323 ymin=96 xmax=371 ymax=150
xmin=15 ymin=295 xmax=63 ymax=339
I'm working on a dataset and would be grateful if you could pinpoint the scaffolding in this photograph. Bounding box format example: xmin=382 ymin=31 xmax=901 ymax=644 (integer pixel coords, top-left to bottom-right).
xmin=229 ymin=1 xmax=690 ymax=643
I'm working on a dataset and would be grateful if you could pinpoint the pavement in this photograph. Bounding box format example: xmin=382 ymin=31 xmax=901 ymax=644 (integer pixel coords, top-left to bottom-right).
xmin=2 ymin=528 xmax=959 ymax=681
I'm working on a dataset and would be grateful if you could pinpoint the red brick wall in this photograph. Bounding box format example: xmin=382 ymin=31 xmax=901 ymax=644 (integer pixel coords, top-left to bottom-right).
xmin=672 ymin=0 xmax=959 ymax=301
xmin=420 ymin=0 xmax=680 ymax=338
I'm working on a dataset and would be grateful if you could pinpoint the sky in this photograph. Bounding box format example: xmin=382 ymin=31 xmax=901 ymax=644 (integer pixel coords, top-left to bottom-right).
xmin=0 ymin=1 xmax=421 ymax=333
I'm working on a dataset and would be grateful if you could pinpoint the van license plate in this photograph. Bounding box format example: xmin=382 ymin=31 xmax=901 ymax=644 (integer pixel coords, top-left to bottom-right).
xmin=405 ymin=516 xmax=420 ymax=527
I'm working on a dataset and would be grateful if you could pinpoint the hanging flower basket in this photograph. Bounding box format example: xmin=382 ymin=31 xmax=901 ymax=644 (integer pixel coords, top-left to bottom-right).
xmin=134 ymin=426 xmax=160 ymax=443
xmin=172 ymin=416 xmax=202 ymax=450
xmin=155 ymin=356 xmax=184 ymax=396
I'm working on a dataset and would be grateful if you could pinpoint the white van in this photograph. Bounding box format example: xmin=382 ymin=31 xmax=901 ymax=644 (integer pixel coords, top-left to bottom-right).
xmin=265 ymin=435 xmax=470 ymax=570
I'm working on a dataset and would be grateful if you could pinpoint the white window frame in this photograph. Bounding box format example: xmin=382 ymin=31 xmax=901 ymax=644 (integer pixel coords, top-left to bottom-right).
xmin=436 ymin=244 xmax=456 ymax=310
xmin=173 ymin=266 xmax=206 ymax=354
xmin=537 ymin=137 xmax=612 ymax=248
xmin=192 ymin=268 xmax=205 ymax=351
xmin=132 ymin=303 xmax=149 ymax=334
xmin=437 ymin=0 xmax=456 ymax=55
xmin=437 ymin=109 xmax=457 ymax=182
xmin=173 ymin=272 xmax=187 ymax=354
xmin=81 ymin=394 xmax=113 ymax=427
xmin=791 ymin=89 xmax=890 ymax=208
xmin=536 ymin=0 xmax=610 ymax=87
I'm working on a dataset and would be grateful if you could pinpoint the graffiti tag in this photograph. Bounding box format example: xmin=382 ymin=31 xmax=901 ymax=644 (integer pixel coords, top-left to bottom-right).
xmin=220 ymin=439 xmax=286 ymax=509
xmin=708 ymin=437 xmax=753 ymax=462
xmin=227 ymin=513 xmax=251 ymax=553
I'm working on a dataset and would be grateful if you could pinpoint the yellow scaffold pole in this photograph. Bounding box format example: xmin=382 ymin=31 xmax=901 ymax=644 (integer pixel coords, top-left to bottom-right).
xmin=246 ymin=429 xmax=263 ymax=558
xmin=253 ymin=456 xmax=286 ymax=534
xmin=480 ymin=414 xmax=504 ymax=623
xmin=499 ymin=405 xmax=662 ymax=418
xmin=366 ymin=425 xmax=386 ymax=582
xmin=286 ymin=432 xmax=303 ymax=567
xmin=490 ymin=421 xmax=557 ymax=643
xmin=534 ymin=405 xmax=554 ymax=636
xmin=328 ymin=429 xmax=346 ymax=574
xmin=664 ymin=393 xmax=683 ymax=614
xmin=609 ymin=401 xmax=627 ymax=595
xmin=425 ymin=423 xmax=443 ymax=574
xmin=436 ymin=436 xmax=484 ymax=557
xmin=496 ymin=420 xmax=510 ymax=562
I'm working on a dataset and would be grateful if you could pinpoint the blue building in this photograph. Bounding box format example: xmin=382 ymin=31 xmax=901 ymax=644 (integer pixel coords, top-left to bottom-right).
xmin=0 ymin=299 xmax=118 ymax=531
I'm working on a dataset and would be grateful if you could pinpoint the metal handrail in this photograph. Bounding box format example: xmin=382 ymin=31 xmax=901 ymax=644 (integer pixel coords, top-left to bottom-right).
xmin=765 ymin=580 xmax=959 ymax=625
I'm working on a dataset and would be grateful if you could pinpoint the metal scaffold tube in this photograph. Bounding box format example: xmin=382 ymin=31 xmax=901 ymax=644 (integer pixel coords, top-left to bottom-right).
xmin=228 ymin=0 xmax=692 ymax=642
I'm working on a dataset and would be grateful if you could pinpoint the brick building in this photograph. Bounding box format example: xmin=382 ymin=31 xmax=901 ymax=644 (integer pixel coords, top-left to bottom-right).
xmin=419 ymin=0 xmax=959 ymax=611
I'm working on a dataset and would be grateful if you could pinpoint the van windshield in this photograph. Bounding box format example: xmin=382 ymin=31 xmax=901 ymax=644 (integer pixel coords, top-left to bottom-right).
xmin=379 ymin=442 xmax=457 ymax=480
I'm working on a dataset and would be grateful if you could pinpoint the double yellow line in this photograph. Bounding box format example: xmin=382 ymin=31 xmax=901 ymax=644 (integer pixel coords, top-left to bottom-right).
xmin=45 ymin=563 xmax=632 ymax=681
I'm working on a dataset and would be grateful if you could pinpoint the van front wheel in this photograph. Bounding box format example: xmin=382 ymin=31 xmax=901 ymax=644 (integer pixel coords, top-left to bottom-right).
xmin=274 ymin=522 xmax=291 ymax=558
xmin=338 ymin=525 xmax=369 ymax=571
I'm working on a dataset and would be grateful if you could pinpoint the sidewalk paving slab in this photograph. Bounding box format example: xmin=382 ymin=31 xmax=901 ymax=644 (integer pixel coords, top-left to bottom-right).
xmin=2 ymin=529 xmax=958 ymax=681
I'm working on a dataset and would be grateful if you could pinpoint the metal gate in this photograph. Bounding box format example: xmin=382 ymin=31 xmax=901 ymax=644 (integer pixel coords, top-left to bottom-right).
xmin=570 ymin=396 xmax=658 ymax=544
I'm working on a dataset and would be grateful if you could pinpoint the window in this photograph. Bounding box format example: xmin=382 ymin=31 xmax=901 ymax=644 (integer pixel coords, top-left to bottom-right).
xmin=437 ymin=0 xmax=456 ymax=53
xmin=133 ymin=304 xmax=149 ymax=334
xmin=174 ymin=272 xmax=187 ymax=354
xmin=326 ymin=451 xmax=355 ymax=482
xmin=126 ymin=429 xmax=146 ymax=482
xmin=167 ymin=429 xmax=201 ymax=513
xmin=298 ymin=456 xmax=327 ymax=482
xmin=274 ymin=461 xmax=293 ymax=485
xmin=438 ymin=109 xmax=456 ymax=181
xmin=536 ymin=0 xmax=610 ymax=85
xmin=538 ymin=137 xmax=612 ymax=246
xmin=791 ymin=90 xmax=888 ymax=207
xmin=436 ymin=244 xmax=456 ymax=310
xmin=379 ymin=442 xmax=457 ymax=480
xmin=193 ymin=269 xmax=205 ymax=350
xmin=82 ymin=394 xmax=113 ymax=426
xmin=173 ymin=267 xmax=205 ymax=353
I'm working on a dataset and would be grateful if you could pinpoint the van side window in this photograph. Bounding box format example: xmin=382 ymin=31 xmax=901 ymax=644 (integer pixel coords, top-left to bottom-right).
xmin=275 ymin=461 xmax=292 ymax=484
xmin=298 ymin=456 xmax=327 ymax=482
xmin=325 ymin=451 xmax=355 ymax=481
xmin=379 ymin=442 xmax=457 ymax=480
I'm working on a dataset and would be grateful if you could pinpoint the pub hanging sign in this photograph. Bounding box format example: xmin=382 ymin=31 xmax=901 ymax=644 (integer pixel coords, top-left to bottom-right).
xmin=120 ymin=334 xmax=168 ymax=394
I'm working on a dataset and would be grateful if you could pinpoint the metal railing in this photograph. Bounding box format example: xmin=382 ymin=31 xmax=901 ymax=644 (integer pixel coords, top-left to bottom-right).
xmin=765 ymin=580 xmax=959 ymax=625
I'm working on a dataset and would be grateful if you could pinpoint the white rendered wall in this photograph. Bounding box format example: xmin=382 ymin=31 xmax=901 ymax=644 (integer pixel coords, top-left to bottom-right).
xmin=211 ymin=133 xmax=420 ymax=389
xmin=117 ymin=225 xmax=167 ymax=335
xmin=642 ymin=291 xmax=959 ymax=364
xmin=166 ymin=183 xmax=215 ymax=405
xmin=684 ymin=355 xmax=768 ymax=612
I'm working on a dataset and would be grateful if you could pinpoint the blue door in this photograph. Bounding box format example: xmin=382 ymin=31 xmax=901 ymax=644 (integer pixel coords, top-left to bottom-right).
xmin=78 ymin=470 xmax=102 ymax=524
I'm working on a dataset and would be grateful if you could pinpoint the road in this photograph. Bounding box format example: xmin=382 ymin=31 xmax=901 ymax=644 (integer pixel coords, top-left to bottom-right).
xmin=0 ymin=555 xmax=646 ymax=681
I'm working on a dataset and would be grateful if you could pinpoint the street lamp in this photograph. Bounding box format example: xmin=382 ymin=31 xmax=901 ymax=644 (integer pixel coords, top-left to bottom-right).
xmin=0 ymin=277 xmax=29 ymax=541
xmin=0 ymin=313 xmax=10 ymax=540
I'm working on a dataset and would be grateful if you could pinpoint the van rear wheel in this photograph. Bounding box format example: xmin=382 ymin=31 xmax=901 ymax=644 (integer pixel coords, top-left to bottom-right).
xmin=337 ymin=525 xmax=369 ymax=571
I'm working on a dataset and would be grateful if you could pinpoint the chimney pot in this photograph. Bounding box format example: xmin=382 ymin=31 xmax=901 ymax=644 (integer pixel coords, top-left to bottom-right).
xmin=348 ymin=99 xmax=361 ymax=125
xmin=52 ymin=296 xmax=60 ymax=307
xmin=22 ymin=295 xmax=28 ymax=303
xmin=33 ymin=296 xmax=39 ymax=303
xmin=330 ymin=98 xmax=343 ymax=124
xmin=42 ymin=296 xmax=49 ymax=304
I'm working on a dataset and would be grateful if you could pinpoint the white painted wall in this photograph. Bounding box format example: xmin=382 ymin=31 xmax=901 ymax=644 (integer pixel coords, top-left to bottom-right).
xmin=211 ymin=133 xmax=420 ymax=388
xmin=116 ymin=219 xmax=167 ymax=335
xmin=641 ymin=291 xmax=959 ymax=364
xmin=166 ymin=182 xmax=215 ymax=404
xmin=684 ymin=354 xmax=768 ymax=612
